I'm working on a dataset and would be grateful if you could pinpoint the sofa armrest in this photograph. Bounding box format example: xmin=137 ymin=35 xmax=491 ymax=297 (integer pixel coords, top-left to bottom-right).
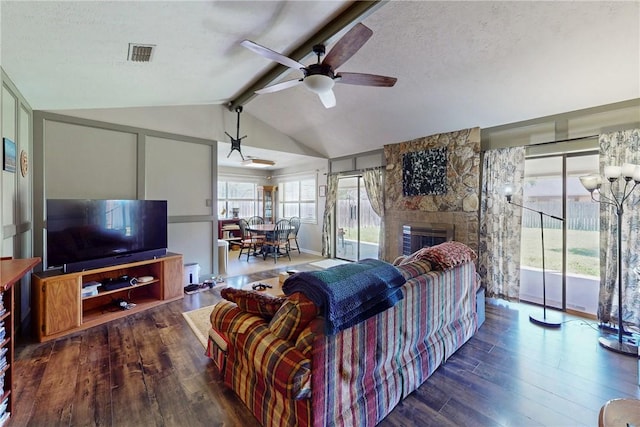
xmin=211 ymin=300 xmax=312 ymax=399
xmin=235 ymin=323 xmax=312 ymax=399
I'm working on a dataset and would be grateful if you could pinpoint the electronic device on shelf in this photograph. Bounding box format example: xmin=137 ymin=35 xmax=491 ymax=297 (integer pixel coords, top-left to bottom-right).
xmin=46 ymin=199 xmax=168 ymax=273
xmin=101 ymin=275 xmax=137 ymax=291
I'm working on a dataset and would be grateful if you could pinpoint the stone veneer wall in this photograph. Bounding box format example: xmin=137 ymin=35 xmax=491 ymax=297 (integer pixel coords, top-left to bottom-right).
xmin=383 ymin=127 xmax=480 ymax=261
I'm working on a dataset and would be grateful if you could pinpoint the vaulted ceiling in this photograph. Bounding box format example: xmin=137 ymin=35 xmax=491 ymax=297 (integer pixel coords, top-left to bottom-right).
xmin=2 ymin=1 xmax=639 ymax=167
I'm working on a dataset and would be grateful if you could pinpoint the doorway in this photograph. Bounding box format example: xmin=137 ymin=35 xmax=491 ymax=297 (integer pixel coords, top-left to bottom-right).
xmin=335 ymin=176 xmax=381 ymax=261
xmin=519 ymin=152 xmax=600 ymax=316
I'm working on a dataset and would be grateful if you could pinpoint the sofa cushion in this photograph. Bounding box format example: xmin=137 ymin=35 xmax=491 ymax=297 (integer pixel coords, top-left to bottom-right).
xmin=398 ymin=247 xmax=433 ymax=266
xmin=420 ymin=241 xmax=477 ymax=270
xmin=221 ymin=287 xmax=286 ymax=319
xmin=269 ymin=292 xmax=319 ymax=342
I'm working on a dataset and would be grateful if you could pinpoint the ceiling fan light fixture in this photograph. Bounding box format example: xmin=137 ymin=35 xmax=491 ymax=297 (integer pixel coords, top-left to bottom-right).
xmin=304 ymin=74 xmax=335 ymax=94
xmin=241 ymin=158 xmax=275 ymax=168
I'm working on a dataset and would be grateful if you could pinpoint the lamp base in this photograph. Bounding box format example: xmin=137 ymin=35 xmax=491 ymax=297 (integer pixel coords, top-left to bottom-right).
xmin=598 ymin=323 xmax=633 ymax=336
xmin=598 ymin=335 xmax=638 ymax=357
xmin=529 ymin=313 xmax=562 ymax=328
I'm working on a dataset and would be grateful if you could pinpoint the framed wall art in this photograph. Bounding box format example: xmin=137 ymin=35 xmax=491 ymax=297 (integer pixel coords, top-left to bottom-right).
xmin=402 ymin=147 xmax=447 ymax=196
xmin=3 ymin=138 xmax=17 ymax=173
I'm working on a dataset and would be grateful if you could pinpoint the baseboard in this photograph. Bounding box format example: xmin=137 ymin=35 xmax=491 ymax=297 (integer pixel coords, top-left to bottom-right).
xmin=300 ymin=249 xmax=322 ymax=256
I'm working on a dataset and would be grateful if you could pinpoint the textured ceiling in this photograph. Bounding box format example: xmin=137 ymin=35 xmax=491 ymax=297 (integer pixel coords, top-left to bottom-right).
xmin=2 ymin=1 xmax=639 ymax=166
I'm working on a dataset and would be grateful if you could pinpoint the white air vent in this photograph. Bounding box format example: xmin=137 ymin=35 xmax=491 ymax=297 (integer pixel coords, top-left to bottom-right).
xmin=128 ymin=44 xmax=155 ymax=62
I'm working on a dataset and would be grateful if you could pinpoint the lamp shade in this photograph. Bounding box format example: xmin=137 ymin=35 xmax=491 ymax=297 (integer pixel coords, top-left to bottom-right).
xmin=579 ymin=174 xmax=601 ymax=191
xmin=622 ymin=163 xmax=638 ymax=178
xmin=502 ymin=183 xmax=515 ymax=202
xmin=604 ymin=165 xmax=622 ymax=180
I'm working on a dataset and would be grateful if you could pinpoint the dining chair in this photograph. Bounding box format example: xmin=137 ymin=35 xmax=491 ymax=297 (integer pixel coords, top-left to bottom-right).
xmin=247 ymin=216 xmax=266 ymax=241
xmin=288 ymin=216 xmax=301 ymax=254
xmin=238 ymin=218 xmax=262 ymax=261
xmin=247 ymin=216 xmax=264 ymax=226
xmin=263 ymin=219 xmax=292 ymax=263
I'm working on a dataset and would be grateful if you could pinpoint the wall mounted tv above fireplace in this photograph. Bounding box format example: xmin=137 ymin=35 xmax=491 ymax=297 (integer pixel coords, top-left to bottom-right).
xmin=46 ymin=199 xmax=168 ymax=273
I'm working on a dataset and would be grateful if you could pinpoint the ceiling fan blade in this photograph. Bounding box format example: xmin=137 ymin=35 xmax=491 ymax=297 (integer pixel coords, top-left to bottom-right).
xmin=241 ymin=40 xmax=305 ymax=71
xmin=255 ymin=78 xmax=303 ymax=94
xmin=322 ymin=23 xmax=373 ymax=70
xmin=317 ymin=90 xmax=336 ymax=109
xmin=336 ymin=72 xmax=397 ymax=87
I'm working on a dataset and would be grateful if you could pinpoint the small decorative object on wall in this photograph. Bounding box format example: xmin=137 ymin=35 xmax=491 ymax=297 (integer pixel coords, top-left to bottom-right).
xmin=319 ymin=185 xmax=327 ymax=197
xmin=20 ymin=150 xmax=28 ymax=177
xmin=3 ymin=138 xmax=17 ymax=173
xmin=402 ymin=147 xmax=447 ymax=196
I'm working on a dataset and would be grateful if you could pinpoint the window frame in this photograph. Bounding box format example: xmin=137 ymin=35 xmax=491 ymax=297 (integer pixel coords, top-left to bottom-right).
xmin=278 ymin=175 xmax=317 ymax=224
xmin=217 ymin=179 xmax=259 ymax=218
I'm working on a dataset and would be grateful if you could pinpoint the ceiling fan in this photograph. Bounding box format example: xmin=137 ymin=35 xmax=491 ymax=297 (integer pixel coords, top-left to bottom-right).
xmin=241 ymin=23 xmax=397 ymax=108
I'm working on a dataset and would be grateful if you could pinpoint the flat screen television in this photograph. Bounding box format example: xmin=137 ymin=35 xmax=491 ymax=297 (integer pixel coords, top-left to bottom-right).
xmin=46 ymin=199 xmax=168 ymax=273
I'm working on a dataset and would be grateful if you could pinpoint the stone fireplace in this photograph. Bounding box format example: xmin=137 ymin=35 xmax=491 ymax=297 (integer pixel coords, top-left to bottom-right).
xmin=383 ymin=127 xmax=480 ymax=261
xmin=402 ymin=223 xmax=455 ymax=255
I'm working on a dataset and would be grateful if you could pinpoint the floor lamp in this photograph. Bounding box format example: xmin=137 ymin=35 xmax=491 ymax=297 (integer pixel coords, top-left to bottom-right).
xmin=580 ymin=163 xmax=640 ymax=356
xmin=504 ymin=186 xmax=565 ymax=328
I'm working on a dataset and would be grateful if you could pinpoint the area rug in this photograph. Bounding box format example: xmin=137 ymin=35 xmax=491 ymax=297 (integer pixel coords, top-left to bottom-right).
xmin=309 ymin=259 xmax=351 ymax=269
xmin=182 ymin=304 xmax=216 ymax=348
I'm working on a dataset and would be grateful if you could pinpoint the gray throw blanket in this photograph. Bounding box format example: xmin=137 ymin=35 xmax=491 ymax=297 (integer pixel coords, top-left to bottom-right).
xmin=282 ymin=259 xmax=406 ymax=335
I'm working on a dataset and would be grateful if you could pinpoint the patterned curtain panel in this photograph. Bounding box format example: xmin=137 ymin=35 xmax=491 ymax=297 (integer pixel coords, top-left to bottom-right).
xmin=321 ymin=174 xmax=339 ymax=257
xmin=363 ymin=168 xmax=385 ymax=260
xmin=598 ymin=129 xmax=640 ymax=325
xmin=478 ymin=146 xmax=525 ymax=300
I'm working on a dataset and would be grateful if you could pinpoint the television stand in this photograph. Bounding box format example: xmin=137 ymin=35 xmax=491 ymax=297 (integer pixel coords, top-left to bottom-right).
xmin=31 ymin=253 xmax=183 ymax=342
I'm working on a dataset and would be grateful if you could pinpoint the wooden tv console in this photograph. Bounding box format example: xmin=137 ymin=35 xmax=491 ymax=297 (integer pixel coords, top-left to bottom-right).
xmin=32 ymin=253 xmax=183 ymax=342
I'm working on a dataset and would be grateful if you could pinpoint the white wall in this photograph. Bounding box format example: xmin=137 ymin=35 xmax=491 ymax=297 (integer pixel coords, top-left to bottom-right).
xmin=33 ymin=112 xmax=218 ymax=279
xmin=54 ymin=105 xmax=324 ymax=158
xmin=44 ymin=121 xmax=138 ymax=199
xmin=33 ymin=105 xmax=327 ymax=280
xmin=272 ymin=158 xmax=329 ymax=255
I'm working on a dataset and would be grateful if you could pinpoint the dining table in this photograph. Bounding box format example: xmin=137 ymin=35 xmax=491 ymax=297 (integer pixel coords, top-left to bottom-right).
xmin=246 ymin=223 xmax=278 ymax=234
xmin=246 ymin=222 xmax=293 ymax=259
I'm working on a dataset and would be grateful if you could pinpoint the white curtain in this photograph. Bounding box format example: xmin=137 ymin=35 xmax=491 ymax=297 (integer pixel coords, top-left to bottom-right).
xmin=597 ymin=129 xmax=640 ymax=326
xmin=321 ymin=174 xmax=339 ymax=257
xmin=362 ymin=168 xmax=385 ymax=260
xmin=478 ymin=146 xmax=526 ymax=300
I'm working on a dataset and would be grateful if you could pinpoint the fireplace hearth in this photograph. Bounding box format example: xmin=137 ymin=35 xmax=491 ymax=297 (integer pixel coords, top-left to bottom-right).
xmin=402 ymin=223 xmax=455 ymax=255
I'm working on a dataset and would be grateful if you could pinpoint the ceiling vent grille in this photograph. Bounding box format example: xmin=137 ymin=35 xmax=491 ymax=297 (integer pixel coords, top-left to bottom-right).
xmin=128 ymin=44 xmax=155 ymax=62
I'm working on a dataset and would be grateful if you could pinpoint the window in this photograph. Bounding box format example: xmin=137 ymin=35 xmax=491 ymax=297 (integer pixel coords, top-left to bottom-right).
xmin=278 ymin=177 xmax=317 ymax=222
xmin=217 ymin=180 xmax=257 ymax=218
xmin=519 ymin=153 xmax=600 ymax=316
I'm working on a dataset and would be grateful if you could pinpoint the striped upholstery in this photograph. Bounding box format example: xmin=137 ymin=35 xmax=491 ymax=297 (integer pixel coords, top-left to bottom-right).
xmin=209 ymin=261 xmax=479 ymax=427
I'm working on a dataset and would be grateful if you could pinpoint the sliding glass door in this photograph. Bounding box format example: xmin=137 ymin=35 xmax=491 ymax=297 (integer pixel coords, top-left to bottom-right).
xmin=519 ymin=153 xmax=599 ymax=315
xmin=335 ymin=176 xmax=380 ymax=261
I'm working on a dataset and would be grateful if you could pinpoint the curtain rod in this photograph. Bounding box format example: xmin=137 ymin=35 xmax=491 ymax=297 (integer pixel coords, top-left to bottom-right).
xmin=326 ymin=165 xmax=384 ymax=176
xmin=525 ymin=134 xmax=599 ymax=148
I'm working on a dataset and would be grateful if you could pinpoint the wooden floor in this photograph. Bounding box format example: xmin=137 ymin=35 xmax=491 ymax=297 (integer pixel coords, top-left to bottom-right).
xmin=11 ymin=262 xmax=640 ymax=427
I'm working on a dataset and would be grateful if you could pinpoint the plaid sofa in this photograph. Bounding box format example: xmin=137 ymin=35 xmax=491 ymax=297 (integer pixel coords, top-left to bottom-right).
xmin=209 ymin=260 xmax=479 ymax=427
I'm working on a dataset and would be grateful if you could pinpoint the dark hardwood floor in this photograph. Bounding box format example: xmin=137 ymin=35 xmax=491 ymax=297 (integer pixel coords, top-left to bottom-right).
xmin=11 ymin=263 xmax=640 ymax=427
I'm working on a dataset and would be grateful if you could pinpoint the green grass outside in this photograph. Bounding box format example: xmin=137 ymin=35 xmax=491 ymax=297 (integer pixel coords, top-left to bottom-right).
xmin=345 ymin=225 xmax=600 ymax=278
xmin=339 ymin=226 xmax=380 ymax=244
xmin=521 ymin=227 xmax=599 ymax=277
